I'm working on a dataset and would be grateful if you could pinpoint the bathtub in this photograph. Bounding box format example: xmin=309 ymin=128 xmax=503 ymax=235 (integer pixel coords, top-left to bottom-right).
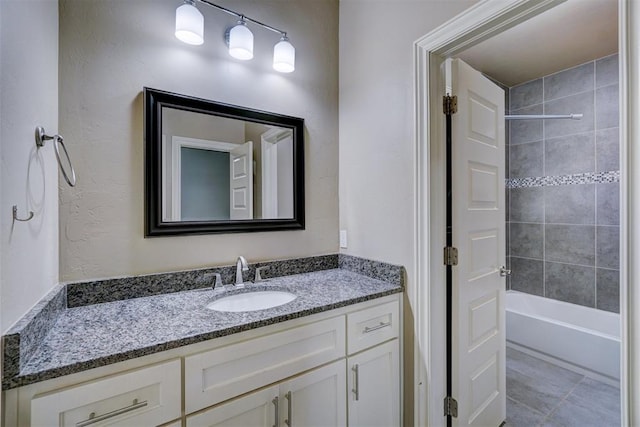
xmin=506 ymin=290 xmax=620 ymax=384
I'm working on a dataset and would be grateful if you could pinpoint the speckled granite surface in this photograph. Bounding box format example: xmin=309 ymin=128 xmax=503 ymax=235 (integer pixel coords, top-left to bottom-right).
xmin=67 ymin=254 xmax=339 ymax=308
xmin=3 ymin=258 xmax=403 ymax=390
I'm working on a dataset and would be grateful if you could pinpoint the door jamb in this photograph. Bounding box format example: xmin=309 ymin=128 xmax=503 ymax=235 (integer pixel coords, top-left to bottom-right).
xmin=412 ymin=0 xmax=637 ymax=425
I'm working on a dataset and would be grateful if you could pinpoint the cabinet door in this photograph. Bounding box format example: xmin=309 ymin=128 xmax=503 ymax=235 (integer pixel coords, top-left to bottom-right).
xmin=279 ymin=360 xmax=346 ymax=427
xmin=348 ymin=340 xmax=399 ymax=427
xmin=186 ymin=385 xmax=279 ymax=427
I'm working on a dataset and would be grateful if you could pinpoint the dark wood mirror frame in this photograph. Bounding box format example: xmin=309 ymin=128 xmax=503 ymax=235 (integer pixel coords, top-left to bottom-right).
xmin=144 ymin=88 xmax=305 ymax=236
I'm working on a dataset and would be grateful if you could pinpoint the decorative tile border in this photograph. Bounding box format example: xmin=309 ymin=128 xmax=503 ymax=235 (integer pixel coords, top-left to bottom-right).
xmin=506 ymin=170 xmax=620 ymax=189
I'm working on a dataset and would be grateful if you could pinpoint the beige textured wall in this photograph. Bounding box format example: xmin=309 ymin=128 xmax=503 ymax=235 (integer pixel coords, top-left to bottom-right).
xmin=338 ymin=1 xmax=478 ymax=424
xmin=1 ymin=0 xmax=59 ymax=331
xmin=59 ymin=0 xmax=339 ymax=281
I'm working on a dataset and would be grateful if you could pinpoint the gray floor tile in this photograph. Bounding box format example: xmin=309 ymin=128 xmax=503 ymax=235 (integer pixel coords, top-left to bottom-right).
xmin=506 ymin=348 xmax=583 ymax=415
xmin=541 ymin=378 xmax=620 ymax=427
xmin=505 ymin=397 xmax=545 ymax=427
xmin=506 ymin=349 xmax=621 ymax=427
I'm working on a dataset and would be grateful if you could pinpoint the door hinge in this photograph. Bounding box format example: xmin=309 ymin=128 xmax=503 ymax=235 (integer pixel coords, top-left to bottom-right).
xmin=444 ymin=396 xmax=458 ymax=418
xmin=444 ymin=246 xmax=458 ymax=266
xmin=443 ymin=95 xmax=458 ymax=115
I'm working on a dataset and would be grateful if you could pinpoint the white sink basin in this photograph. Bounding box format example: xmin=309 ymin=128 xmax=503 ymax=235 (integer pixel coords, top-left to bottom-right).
xmin=207 ymin=291 xmax=297 ymax=312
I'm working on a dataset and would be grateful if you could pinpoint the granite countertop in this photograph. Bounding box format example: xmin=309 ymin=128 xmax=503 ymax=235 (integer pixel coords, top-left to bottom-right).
xmin=6 ymin=266 xmax=402 ymax=389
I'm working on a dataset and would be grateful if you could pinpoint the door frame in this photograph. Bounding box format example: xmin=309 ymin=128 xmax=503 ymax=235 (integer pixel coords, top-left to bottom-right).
xmin=413 ymin=0 xmax=638 ymax=425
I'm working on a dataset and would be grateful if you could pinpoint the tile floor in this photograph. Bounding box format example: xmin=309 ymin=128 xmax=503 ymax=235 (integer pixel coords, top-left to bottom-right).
xmin=505 ymin=347 xmax=621 ymax=427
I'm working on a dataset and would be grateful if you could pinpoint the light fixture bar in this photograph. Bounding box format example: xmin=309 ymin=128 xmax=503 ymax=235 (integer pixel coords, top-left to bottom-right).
xmin=196 ymin=0 xmax=287 ymax=36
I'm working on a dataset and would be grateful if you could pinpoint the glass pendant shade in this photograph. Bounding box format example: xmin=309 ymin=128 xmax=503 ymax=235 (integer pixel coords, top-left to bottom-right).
xmin=175 ymin=1 xmax=204 ymax=45
xmin=228 ymin=21 xmax=254 ymax=60
xmin=273 ymin=37 xmax=295 ymax=73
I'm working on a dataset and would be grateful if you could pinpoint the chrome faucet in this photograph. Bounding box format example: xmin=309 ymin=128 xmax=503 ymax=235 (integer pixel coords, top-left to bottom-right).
xmin=235 ymin=256 xmax=249 ymax=287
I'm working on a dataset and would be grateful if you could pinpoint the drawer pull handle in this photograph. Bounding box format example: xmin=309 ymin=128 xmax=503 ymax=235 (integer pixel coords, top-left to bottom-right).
xmin=272 ymin=396 xmax=279 ymax=427
xmin=76 ymin=398 xmax=148 ymax=427
xmin=352 ymin=364 xmax=360 ymax=401
xmin=364 ymin=321 xmax=391 ymax=334
xmin=285 ymin=391 xmax=292 ymax=426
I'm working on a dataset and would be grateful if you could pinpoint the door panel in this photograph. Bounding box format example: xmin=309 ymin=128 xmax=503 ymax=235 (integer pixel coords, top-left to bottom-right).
xmin=230 ymin=141 xmax=253 ymax=220
xmin=447 ymin=58 xmax=506 ymax=427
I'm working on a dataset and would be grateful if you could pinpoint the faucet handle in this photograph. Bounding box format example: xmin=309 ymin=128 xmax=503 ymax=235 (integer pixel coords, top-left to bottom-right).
xmin=255 ymin=266 xmax=269 ymax=282
xmin=212 ymin=273 xmax=223 ymax=291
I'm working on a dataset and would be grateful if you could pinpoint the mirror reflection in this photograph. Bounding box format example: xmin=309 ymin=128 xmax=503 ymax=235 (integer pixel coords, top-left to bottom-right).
xmin=161 ymin=108 xmax=294 ymax=222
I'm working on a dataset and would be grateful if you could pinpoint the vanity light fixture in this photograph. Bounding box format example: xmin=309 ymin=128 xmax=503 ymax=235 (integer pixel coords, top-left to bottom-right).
xmin=175 ymin=0 xmax=204 ymax=45
xmin=227 ymin=18 xmax=254 ymax=60
xmin=175 ymin=0 xmax=295 ymax=73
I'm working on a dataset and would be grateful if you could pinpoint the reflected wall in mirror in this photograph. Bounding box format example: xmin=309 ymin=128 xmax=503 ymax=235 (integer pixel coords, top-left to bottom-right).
xmin=144 ymin=88 xmax=304 ymax=236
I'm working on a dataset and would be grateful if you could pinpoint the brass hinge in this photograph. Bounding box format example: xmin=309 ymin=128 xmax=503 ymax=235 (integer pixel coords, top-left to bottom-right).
xmin=444 ymin=246 xmax=458 ymax=266
xmin=443 ymin=95 xmax=458 ymax=115
xmin=444 ymin=396 xmax=458 ymax=418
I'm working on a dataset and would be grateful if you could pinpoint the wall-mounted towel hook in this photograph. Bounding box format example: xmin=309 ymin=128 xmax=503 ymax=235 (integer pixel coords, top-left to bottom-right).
xmin=35 ymin=126 xmax=77 ymax=187
xmin=12 ymin=205 xmax=34 ymax=222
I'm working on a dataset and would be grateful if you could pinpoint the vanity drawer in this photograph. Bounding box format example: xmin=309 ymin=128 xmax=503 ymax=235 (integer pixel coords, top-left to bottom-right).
xmin=347 ymin=299 xmax=399 ymax=354
xmin=185 ymin=315 xmax=345 ymax=414
xmin=30 ymin=359 xmax=181 ymax=427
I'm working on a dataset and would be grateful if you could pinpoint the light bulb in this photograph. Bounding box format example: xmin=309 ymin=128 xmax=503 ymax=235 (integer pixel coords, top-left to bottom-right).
xmin=228 ymin=20 xmax=254 ymax=60
xmin=175 ymin=0 xmax=204 ymax=45
xmin=273 ymin=36 xmax=295 ymax=73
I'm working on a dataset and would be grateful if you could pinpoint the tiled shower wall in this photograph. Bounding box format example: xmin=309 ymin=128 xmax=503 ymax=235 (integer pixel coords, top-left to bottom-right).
xmin=506 ymin=53 xmax=620 ymax=313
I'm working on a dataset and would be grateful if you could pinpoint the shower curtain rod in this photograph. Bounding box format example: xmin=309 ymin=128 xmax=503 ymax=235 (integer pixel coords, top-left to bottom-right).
xmin=505 ymin=114 xmax=583 ymax=120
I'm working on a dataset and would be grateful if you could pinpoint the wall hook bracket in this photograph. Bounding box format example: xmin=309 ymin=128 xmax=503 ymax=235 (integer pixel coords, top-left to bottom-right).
xmin=12 ymin=205 xmax=34 ymax=222
xmin=35 ymin=126 xmax=54 ymax=148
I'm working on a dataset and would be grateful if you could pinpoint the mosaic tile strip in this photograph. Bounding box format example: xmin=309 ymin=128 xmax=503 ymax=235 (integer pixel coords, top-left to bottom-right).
xmin=506 ymin=171 xmax=620 ymax=189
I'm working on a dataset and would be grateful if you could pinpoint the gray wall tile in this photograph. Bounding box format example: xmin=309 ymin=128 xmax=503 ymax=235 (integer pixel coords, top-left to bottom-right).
xmin=544 ymin=62 xmax=594 ymax=101
xmin=510 ymin=257 xmax=543 ymax=296
xmin=544 ymin=132 xmax=595 ymax=176
xmin=544 ymin=91 xmax=595 ymax=139
xmin=510 ymin=223 xmax=544 ymax=259
xmin=510 ymin=141 xmax=543 ymax=178
xmin=597 ymin=183 xmax=620 ymax=225
xmin=505 ymin=55 xmax=619 ymax=309
xmin=596 ymin=54 xmax=619 ymax=89
xmin=509 ymin=104 xmax=543 ymax=145
xmin=545 ymin=262 xmax=595 ymax=307
xmin=595 ymin=84 xmax=619 ymax=130
xmin=545 ymin=224 xmax=595 ymax=265
xmin=510 ymin=187 xmax=544 ymax=223
xmin=545 ymin=184 xmax=595 ymax=225
xmin=596 ymin=128 xmax=620 ymax=172
xmin=597 ymin=268 xmax=620 ymax=313
xmin=596 ymin=226 xmax=619 ymax=269
xmin=510 ymin=78 xmax=543 ymax=110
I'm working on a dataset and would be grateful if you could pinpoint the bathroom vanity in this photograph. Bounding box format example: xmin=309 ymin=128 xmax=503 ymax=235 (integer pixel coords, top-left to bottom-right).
xmin=2 ymin=255 xmax=403 ymax=427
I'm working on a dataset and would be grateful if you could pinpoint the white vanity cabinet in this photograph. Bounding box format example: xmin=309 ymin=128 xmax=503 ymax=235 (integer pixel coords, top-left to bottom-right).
xmin=346 ymin=299 xmax=401 ymax=427
xmin=29 ymin=359 xmax=181 ymax=427
xmin=186 ymin=360 xmax=346 ymax=427
xmin=7 ymin=294 xmax=401 ymax=427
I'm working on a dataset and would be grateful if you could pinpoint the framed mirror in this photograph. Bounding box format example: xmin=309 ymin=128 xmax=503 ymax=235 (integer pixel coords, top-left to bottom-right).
xmin=144 ymin=88 xmax=305 ymax=236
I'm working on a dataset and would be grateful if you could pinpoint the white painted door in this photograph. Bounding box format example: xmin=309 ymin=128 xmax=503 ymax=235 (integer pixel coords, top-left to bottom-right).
xmin=447 ymin=58 xmax=506 ymax=427
xmin=347 ymin=340 xmax=400 ymax=427
xmin=230 ymin=141 xmax=253 ymax=220
xmin=279 ymin=360 xmax=346 ymax=427
xmin=186 ymin=386 xmax=278 ymax=427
